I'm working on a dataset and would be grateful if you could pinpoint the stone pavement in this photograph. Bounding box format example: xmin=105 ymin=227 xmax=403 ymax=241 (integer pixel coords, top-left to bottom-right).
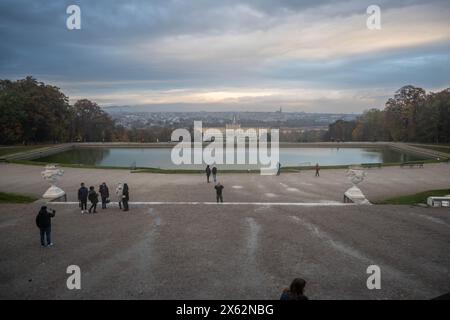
xmin=0 ymin=203 xmax=449 ymax=299
xmin=0 ymin=163 xmax=449 ymax=299
xmin=0 ymin=163 xmax=450 ymax=203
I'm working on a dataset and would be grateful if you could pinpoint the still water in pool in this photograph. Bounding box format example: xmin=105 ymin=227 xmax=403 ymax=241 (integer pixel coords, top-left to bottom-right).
xmin=34 ymin=147 xmax=427 ymax=169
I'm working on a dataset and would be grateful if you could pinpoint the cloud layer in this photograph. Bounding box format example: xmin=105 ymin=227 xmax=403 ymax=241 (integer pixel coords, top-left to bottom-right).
xmin=1 ymin=0 xmax=449 ymax=112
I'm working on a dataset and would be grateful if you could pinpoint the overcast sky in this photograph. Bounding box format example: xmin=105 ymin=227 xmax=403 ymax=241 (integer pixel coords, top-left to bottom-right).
xmin=1 ymin=0 xmax=449 ymax=112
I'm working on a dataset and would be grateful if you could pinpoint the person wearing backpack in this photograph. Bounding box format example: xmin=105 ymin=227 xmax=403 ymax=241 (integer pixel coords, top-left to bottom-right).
xmin=88 ymin=186 xmax=99 ymax=213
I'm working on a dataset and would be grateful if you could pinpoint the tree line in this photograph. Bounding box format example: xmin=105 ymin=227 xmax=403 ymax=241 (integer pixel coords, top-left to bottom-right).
xmin=1 ymin=78 xmax=449 ymax=145
xmin=326 ymin=85 xmax=450 ymax=143
xmin=0 ymin=77 xmax=172 ymax=144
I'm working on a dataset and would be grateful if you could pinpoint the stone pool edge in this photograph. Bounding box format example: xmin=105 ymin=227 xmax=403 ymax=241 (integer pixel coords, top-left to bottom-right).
xmin=2 ymin=141 xmax=448 ymax=173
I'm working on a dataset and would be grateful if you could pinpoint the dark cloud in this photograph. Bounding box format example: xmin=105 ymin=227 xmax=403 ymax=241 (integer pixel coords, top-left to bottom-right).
xmin=263 ymin=43 xmax=450 ymax=89
xmin=0 ymin=0 xmax=449 ymax=112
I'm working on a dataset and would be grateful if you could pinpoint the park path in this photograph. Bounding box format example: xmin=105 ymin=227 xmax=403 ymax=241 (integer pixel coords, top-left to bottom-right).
xmin=1 ymin=163 xmax=450 ymax=203
xmin=0 ymin=203 xmax=449 ymax=299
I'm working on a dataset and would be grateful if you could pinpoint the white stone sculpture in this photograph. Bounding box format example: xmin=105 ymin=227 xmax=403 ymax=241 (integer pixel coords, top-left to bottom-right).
xmin=347 ymin=168 xmax=366 ymax=186
xmin=344 ymin=168 xmax=370 ymax=204
xmin=41 ymin=164 xmax=66 ymax=200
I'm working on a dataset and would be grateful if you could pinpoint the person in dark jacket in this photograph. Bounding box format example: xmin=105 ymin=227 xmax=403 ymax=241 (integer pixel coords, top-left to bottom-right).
xmin=315 ymin=163 xmax=320 ymax=177
xmin=36 ymin=206 xmax=55 ymax=247
xmin=99 ymin=182 xmax=109 ymax=209
xmin=78 ymin=182 xmax=88 ymax=214
xmin=122 ymin=183 xmax=130 ymax=211
xmin=205 ymin=165 xmax=211 ymax=183
xmin=214 ymin=182 xmax=224 ymax=203
xmin=212 ymin=166 xmax=218 ymax=183
xmin=88 ymin=186 xmax=99 ymax=213
xmin=280 ymin=278 xmax=308 ymax=300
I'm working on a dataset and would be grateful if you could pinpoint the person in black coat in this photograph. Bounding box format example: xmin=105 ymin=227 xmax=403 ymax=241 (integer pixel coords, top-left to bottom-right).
xmin=205 ymin=165 xmax=211 ymax=183
xmin=212 ymin=166 xmax=218 ymax=183
xmin=122 ymin=183 xmax=130 ymax=211
xmin=36 ymin=206 xmax=55 ymax=247
xmin=99 ymin=182 xmax=109 ymax=209
xmin=78 ymin=182 xmax=88 ymax=213
xmin=214 ymin=182 xmax=224 ymax=203
xmin=88 ymin=186 xmax=99 ymax=213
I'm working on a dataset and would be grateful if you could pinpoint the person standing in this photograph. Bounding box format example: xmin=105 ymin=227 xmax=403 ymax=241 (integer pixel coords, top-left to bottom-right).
xmin=88 ymin=186 xmax=99 ymax=213
xmin=215 ymin=182 xmax=224 ymax=203
xmin=122 ymin=183 xmax=130 ymax=211
xmin=315 ymin=163 xmax=320 ymax=177
xmin=35 ymin=206 xmax=55 ymax=247
xmin=99 ymin=182 xmax=109 ymax=209
xmin=277 ymin=162 xmax=281 ymax=176
xmin=205 ymin=165 xmax=211 ymax=183
xmin=116 ymin=183 xmax=124 ymax=209
xmin=212 ymin=166 xmax=218 ymax=183
xmin=78 ymin=182 xmax=88 ymax=214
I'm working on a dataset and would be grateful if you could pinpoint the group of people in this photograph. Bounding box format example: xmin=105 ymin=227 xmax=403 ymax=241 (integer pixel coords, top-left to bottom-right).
xmin=77 ymin=182 xmax=130 ymax=213
xmin=205 ymin=165 xmax=224 ymax=203
xmin=205 ymin=162 xmax=320 ymax=203
xmin=35 ymin=174 xmax=310 ymax=299
xmin=35 ymin=205 xmax=310 ymax=299
xmin=205 ymin=165 xmax=218 ymax=183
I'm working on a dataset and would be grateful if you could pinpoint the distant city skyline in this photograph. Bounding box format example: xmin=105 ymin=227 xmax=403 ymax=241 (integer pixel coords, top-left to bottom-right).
xmin=1 ymin=0 xmax=449 ymax=112
xmin=103 ymin=104 xmax=360 ymax=114
xmin=108 ymin=109 xmax=357 ymax=130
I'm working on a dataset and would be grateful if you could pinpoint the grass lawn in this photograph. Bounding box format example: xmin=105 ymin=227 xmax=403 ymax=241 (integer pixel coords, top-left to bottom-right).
xmin=374 ymin=189 xmax=450 ymax=205
xmin=0 ymin=145 xmax=48 ymax=157
xmin=0 ymin=192 xmax=38 ymax=204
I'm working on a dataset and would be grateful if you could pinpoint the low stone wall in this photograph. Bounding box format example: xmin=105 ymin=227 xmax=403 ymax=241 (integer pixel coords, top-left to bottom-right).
xmin=2 ymin=144 xmax=75 ymax=161
xmin=387 ymin=143 xmax=449 ymax=160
